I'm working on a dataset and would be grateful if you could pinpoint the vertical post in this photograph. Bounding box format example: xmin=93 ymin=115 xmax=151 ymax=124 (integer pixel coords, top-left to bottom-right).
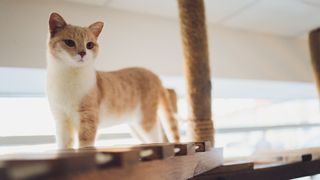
xmin=309 ymin=29 xmax=320 ymax=96
xmin=177 ymin=0 xmax=214 ymax=146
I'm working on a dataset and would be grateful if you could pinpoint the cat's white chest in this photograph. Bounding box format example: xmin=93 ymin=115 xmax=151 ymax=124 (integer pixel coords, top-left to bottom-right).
xmin=47 ymin=65 xmax=96 ymax=117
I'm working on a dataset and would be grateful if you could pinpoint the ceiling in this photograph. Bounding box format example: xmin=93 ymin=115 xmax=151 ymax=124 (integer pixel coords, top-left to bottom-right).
xmin=65 ymin=0 xmax=320 ymax=37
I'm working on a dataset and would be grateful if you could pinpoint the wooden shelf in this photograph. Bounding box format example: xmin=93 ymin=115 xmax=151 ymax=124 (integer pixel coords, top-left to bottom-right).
xmin=0 ymin=142 xmax=223 ymax=180
xmin=193 ymin=159 xmax=320 ymax=180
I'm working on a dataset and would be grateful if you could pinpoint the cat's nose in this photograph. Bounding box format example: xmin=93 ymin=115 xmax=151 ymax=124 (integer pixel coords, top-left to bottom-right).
xmin=78 ymin=51 xmax=86 ymax=58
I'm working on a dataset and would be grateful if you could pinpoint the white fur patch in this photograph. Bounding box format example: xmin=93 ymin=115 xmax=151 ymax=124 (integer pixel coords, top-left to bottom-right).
xmin=98 ymin=102 xmax=142 ymax=128
xmin=47 ymin=51 xmax=96 ymax=148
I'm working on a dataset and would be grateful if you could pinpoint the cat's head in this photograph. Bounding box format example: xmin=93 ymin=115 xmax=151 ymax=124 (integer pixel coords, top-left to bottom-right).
xmin=48 ymin=13 xmax=103 ymax=68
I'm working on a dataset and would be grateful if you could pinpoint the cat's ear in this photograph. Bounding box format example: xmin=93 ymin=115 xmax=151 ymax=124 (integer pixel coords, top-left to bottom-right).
xmin=49 ymin=12 xmax=67 ymax=38
xmin=88 ymin=22 xmax=104 ymax=38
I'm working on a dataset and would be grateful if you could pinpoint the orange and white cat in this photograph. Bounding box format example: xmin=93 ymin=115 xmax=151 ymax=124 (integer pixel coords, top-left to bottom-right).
xmin=46 ymin=13 xmax=179 ymax=149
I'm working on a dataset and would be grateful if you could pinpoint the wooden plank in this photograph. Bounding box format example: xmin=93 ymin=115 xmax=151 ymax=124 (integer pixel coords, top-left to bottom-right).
xmin=1 ymin=142 xmax=219 ymax=180
xmin=223 ymin=147 xmax=320 ymax=166
xmin=192 ymin=159 xmax=320 ymax=180
xmin=174 ymin=142 xmax=196 ymax=156
xmin=79 ymin=143 xmax=174 ymax=162
xmin=2 ymin=152 xmax=96 ymax=180
xmin=1 ymin=150 xmax=140 ymax=180
xmin=61 ymin=147 xmax=223 ymax=180
xmin=195 ymin=141 xmax=211 ymax=152
xmin=83 ymin=148 xmax=140 ymax=169
xmin=131 ymin=143 xmax=175 ymax=161
xmin=249 ymin=147 xmax=320 ymax=164
xmin=201 ymin=162 xmax=254 ymax=175
xmin=173 ymin=141 xmax=211 ymax=156
xmin=0 ymin=162 xmax=7 ymax=180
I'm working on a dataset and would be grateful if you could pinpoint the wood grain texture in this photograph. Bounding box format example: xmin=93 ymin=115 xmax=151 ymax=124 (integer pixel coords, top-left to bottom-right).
xmin=195 ymin=141 xmax=211 ymax=152
xmin=200 ymin=162 xmax=254 ymax=175
xmin=1 ymin=150 xmax=138 ymax=179
xmin=177 ymin=0 xmax=214 ymax=146
xmin=0 ymin=142 xmax=221 ymax=180
xmin=0 ymin=163 xmax=7 ymax=180
xmin=82 ymin=148 xmax=141 ymax=168
xmin=174 ymin=142 xmax=196 ymax=156
xmin=131 ymin=143 xmax=175 ymax=161
xmin=3 ymin=152 xmax=97 ymax=180
xmin=62 ymin=148 xmax=223 ymax=180
xmin=81 ymin=144 xmax=174 ymax=161
xmin=192 ymin=159 xmax=320 ymax=180
xmin=309 ymin=28 xmax=320 ymax=96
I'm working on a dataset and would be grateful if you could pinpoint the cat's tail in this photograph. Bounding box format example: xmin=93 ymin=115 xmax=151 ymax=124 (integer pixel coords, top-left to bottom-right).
xmin=159 ymin=88 xmax=180 ymax=143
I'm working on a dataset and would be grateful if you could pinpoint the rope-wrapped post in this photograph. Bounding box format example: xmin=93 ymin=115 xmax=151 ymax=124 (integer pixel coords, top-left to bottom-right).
xmin=177 ymin=0 xmax=214 ymax=146
xmin=309 ymin=28 xmax=320 ymax=97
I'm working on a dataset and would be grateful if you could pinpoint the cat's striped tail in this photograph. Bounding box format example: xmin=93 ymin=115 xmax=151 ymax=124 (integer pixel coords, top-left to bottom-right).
xmin=159 ymin=88 xmax=180 ymax=143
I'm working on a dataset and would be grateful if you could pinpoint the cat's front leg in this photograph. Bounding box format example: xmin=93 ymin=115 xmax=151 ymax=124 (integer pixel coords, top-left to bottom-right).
xmin=55 ymin=118 xmax=75 ymax=149
xmin=78 ymin=111 xmax=98 ymax=148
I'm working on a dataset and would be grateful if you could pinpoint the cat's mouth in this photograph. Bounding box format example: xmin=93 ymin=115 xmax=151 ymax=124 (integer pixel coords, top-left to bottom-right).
xmin=78 ymin=59 xmax=84 ymax=63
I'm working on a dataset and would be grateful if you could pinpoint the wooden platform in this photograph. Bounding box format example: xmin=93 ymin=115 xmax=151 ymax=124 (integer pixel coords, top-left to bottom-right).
xmin=193 ymin=159 xmax=320 ymax=180
xmin=193 ymin=147 xmax=320 ymax=180
xmin=0 ymin=142 xmax=223 ymax=180
xmin=2 ymin=143 xmax=320 ymax=180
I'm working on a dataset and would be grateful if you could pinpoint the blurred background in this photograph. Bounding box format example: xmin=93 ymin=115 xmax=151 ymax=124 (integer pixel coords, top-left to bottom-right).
xmin=0 ymin=0 xmax=319 ymax=160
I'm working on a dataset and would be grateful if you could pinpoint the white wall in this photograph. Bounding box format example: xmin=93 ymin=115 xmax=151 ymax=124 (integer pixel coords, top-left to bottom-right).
xmin=0 ymin=0 xmax=314 ymax=82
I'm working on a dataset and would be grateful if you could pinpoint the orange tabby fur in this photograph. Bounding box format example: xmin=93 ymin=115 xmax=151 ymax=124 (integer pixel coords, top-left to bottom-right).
xmin=47 ymin=13 xmax=179 ymax=149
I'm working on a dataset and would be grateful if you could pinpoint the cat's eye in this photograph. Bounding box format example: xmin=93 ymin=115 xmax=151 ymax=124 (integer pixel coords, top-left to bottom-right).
xmin=86 ymin=42 xmax=94 ymax=50
xmin=63 ymin=39 xmax=76 ymax=47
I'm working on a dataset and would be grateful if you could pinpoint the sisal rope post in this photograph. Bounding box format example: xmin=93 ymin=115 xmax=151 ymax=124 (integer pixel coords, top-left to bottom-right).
xmin=309 ymin=29 xmax=320 ymax=97
xmin=177 ymin=0 xmax=214 ymax=146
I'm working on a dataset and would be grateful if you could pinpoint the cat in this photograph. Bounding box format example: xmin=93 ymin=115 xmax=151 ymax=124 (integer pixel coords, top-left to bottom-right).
xmin=46 ymin=12 xmax=180 ymax=149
